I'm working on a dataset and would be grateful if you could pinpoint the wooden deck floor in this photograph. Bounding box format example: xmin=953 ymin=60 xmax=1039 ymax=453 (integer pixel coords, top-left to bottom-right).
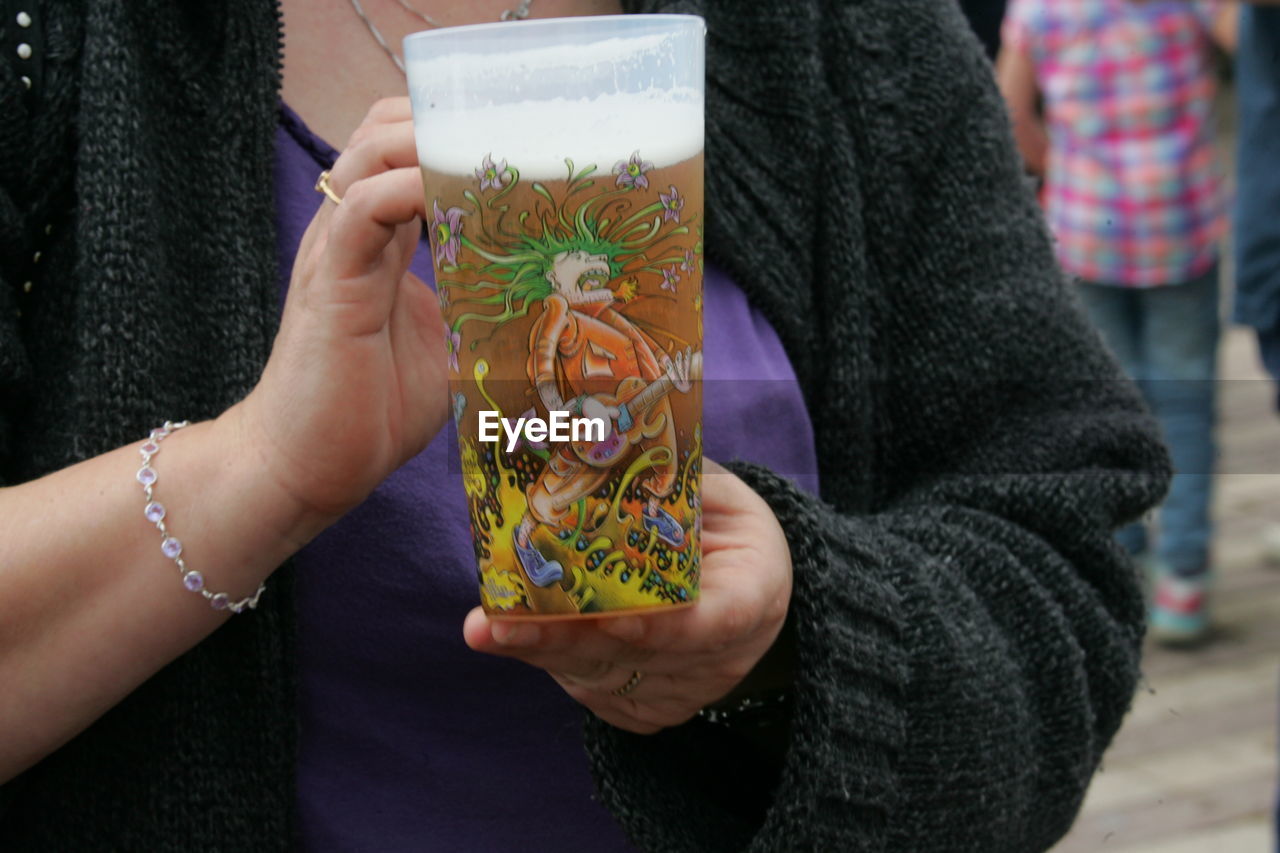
xmin=1053 ymin=327 xmax=1280 ymax=853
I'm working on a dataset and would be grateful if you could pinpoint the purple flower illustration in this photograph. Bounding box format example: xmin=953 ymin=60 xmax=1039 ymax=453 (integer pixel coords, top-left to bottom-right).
xmin=445 ymin=322 xmax=462 ymax=373
xmin=680 ymin=248 xmax=697 ymax=273
xmin=613 ymin=151 xmax=654 ymax=190
xmin=438 ymin=285 xmax=451 ymax=312
xmin=507 ymin=407 xmax=549 ymax=454
xmin=474 ymin=153 xmax=509 ymax=192
xmin=659 ymin=185 xmax=684 ymax=222
xmin=431 ymin=200 xmax=466 ymax=268
xmin=661 ymin=267 xmax=680 ymax=293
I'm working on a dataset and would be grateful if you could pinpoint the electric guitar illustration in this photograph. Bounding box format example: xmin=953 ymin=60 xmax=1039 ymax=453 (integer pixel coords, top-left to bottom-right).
xmin=571 ymin=352 xmax=701 ymax=469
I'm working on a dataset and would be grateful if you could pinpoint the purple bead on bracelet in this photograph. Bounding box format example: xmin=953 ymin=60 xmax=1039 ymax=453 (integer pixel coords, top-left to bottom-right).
xmin=137 ymin=421 xmax=266 ymax=614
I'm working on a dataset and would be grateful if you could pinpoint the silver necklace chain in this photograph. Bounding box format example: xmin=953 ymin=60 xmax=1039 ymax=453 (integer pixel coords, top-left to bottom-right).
xmin=350 ymin=0 xmax=536 ymax=75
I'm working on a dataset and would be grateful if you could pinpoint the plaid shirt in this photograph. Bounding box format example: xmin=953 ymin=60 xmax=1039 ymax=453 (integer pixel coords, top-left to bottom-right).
xmin=1003 ymin=0 xmax=1226 ymax=286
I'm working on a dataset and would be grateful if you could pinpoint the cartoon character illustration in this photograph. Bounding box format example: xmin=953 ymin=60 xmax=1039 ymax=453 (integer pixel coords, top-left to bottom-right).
xmin=435 ymin=154 xmax=703 ymax=604
xmin=514 ymin=246 xmax=700 ymax=586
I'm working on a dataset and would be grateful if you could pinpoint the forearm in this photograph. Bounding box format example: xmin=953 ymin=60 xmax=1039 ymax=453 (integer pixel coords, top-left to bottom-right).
xmin=1214 ymin=5 xmax=1240 ymax=51
xmin=536 ymin=380 xmax=567 ymax=413
xmin=1011 ymin=116 xmax=1048 ymax=177
xmin=995 ymin=45 xmax=1048 ymax=177
xmin=0 ymin=408 xmax=320 ymax=782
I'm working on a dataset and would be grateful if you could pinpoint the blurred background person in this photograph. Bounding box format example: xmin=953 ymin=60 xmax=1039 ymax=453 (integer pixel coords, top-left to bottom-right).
xmin=1234 ymin=5 xmax=1280 ymax=408
xmin=1232 ymin=6 xmax=1280 ymax=570
xmin=1233 ymin=9 xmax=1280 ymax=842
xmin=996 ymin=0 xmax=1231 ymax=646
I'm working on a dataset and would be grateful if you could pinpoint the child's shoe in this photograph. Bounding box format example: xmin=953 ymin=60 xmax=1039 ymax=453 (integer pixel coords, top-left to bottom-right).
xmin=1149 ymin=566 xmax=1210 ymax=647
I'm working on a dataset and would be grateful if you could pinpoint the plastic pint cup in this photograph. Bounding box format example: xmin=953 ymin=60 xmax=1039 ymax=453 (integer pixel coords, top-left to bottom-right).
xmin=405 ymin=16 xmax=705 ymax=618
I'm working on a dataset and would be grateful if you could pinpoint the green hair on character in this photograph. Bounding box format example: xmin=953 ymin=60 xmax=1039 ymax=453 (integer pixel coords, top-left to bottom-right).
xmin=439 ymin=158 xmax=693 ymax=341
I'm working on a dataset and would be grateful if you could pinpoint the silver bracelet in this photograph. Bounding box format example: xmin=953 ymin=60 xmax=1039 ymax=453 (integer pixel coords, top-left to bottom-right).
xmin=136 ymin=421 xmax=266 ymax=614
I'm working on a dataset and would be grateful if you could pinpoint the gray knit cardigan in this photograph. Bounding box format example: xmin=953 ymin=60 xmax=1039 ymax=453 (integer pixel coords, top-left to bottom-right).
xmin=0 ymin=0 xmax=1170 ymax=850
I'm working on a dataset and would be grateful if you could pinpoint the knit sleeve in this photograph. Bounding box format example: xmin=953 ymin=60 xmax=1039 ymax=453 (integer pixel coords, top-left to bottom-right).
xmin=0 ymin=108 xmax=30 ymax=823
xmin=0 ymin=0 xmax=80 ymax=488
xmin=582 ymin=1 xmax=1170 ymax=851
xmin=0 ymin=184 xmax=30 ymax=488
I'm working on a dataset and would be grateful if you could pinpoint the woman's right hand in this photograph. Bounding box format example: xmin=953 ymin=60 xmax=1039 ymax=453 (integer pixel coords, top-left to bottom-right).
xmin=0 ymin=97 xmax=448 ymax=782
xmin=0 ymin=98 xmax=447 ymax=783
xmin=231 ymin=97 xmax=449 ymax=526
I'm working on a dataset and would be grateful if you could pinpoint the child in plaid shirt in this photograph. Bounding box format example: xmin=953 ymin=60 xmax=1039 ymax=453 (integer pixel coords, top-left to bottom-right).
xmin=997 ymin=0 xmax=1231 ymax=644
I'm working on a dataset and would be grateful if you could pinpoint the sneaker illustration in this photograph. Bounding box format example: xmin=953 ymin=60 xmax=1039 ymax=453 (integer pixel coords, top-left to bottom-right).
xmin=514 ymin=531 xmax=564 ymax=588
xmin=642 ymin=505 xmax=685 ymax=548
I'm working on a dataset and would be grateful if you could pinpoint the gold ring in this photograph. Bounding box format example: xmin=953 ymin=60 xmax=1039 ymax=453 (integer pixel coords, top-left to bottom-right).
xmin=611 ymin=670 xmax=644 ymax=697
xmin=314 ymin=170 xmax=342 ymax=206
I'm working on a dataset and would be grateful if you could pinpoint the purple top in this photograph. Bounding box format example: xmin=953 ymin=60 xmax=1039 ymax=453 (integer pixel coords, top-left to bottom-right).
xmin=275 ymin=103 xmax=819 ymax=851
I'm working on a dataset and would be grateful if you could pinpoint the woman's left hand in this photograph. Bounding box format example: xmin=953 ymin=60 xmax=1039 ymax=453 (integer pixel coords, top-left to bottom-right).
xmin=463 ymin=459 xmax=793 ymax=734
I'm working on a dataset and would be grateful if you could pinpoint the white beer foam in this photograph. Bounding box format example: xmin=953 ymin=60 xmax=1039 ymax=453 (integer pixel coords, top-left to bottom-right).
xmin=412 ymin=94 xmax=704 ymax=179
xmin=410 ymin=32 xmax=674 ymax=78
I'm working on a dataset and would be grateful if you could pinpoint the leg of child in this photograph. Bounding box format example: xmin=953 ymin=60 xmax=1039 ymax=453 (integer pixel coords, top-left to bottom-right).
xmin=1139 ymin=263 xmax=1220 ymax=643
xmin=1077 ymin=281 xmax=1149 ymax=559
xmin=1141 ymin=264 xmax=1220 ymax=579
